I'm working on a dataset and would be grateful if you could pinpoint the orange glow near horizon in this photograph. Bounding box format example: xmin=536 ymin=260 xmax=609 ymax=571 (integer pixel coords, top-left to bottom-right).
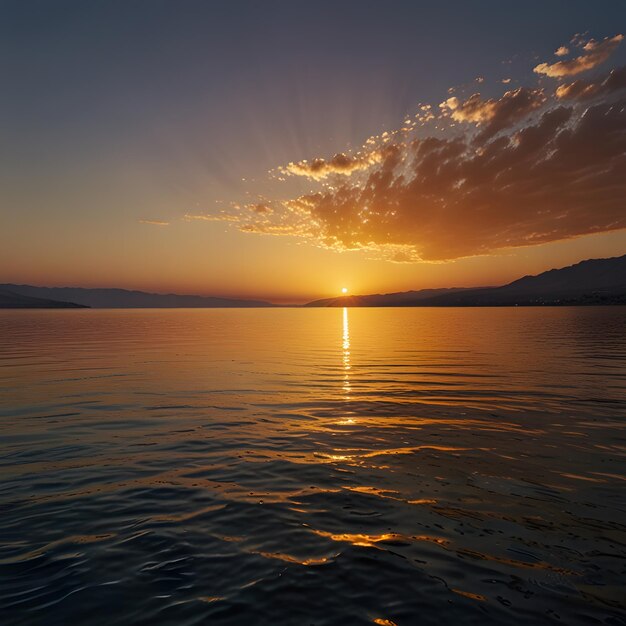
xmin=2 ymin=228 xmax=625 ymax=304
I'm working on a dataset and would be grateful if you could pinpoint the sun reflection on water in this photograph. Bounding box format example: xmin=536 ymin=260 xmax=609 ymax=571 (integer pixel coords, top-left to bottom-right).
xmin=342 ymin=307 xmax=351 ymax=399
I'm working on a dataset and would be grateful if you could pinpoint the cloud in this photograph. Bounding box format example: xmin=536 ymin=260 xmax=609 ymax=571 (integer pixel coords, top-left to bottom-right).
xmin=139 ymin=219 xmax=169 ymax=226
xmin=224 ymin=99 xmax=626 ymax=261
xmin=555 ymin=46 xmax=569 ymax=57
xmin=279 ymin=149 xmax=388 ymax=180
xmin=534 ymin=34 xmax=623 ymax=78
xmin=251 ymin=203 xmax=273 ymax=214
xmin=440 ymin=88 xmax=546 ymax=140
xmin=184 ymin=212 xmax=240 ymax=222
xmin=555 ymin=65 xmax=626 ymax=100
xmin=199 ymin=33 xmax=626 ymax=263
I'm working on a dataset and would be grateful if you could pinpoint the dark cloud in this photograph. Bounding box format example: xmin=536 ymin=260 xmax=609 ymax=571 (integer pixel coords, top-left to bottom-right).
xmin=556 ymin=66 xmax=626 ymax=100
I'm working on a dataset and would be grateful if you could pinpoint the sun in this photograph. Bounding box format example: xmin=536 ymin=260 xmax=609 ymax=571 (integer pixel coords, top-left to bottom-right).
xmin=341 ymin=287 xmax=348 ymax=294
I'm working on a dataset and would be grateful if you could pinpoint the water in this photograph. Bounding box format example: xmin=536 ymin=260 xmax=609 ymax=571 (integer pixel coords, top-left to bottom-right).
xmin=1 ymin=307 xmax=625 ymax=625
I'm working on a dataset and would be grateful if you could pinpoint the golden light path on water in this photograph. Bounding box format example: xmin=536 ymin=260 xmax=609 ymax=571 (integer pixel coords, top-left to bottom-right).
xmin=342 ymin=307 xmax=351 ymax=399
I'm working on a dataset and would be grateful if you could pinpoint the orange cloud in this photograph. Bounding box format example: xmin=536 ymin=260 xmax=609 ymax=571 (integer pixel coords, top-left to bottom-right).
xmin=534 ymin=34 xmax=623 ymax=78
xmin=139 ymin=219 xmax=169 ymax=226
xmin=279 ymin=149 xmax=387 ymax=180
xmin=184 ymin=213 xmax=240 ymax=222
xmin=195 ymin=34 xmax=626 ymax=263
xmin=227 ymin=100 xmax=626 ymax=261
xmin=440 ymin=88 xmax=546 ymax=140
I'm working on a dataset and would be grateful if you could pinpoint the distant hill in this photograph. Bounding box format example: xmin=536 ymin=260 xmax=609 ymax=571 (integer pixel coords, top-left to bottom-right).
xmin=306 ymin=254 xmax=626 ymax=307
xmin=0 ymin=285 xmax=274 ymax=308
xmin=0 ymin=289 xmax=88 ymax=309
xmin=306 ymin=288 xmax=472 ymax=307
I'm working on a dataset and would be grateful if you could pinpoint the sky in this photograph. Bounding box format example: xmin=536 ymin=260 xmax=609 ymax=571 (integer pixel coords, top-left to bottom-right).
xmin=1 ymin=0 xmax=625 ymax=303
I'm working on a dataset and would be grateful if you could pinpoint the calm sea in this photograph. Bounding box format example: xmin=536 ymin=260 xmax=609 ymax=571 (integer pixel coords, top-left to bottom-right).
xmin=1 ymin=307 xmax=625 ymax=625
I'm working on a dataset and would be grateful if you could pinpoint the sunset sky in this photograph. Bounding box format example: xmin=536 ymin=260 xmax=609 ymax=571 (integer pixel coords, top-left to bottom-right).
xmin=1 ymin=0 xmax=625 ymax=303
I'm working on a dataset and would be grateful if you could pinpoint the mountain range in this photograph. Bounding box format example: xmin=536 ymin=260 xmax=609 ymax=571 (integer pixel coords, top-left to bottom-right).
xmin=0 ymin=288 xmax=88 ymax=309
xmin=306 ymin=254 xmax=626 ymax=307
xmin=0 ymin=285 xmax=272 ymax=309
xmin=1 ymin=254 xmax=625 ymax=308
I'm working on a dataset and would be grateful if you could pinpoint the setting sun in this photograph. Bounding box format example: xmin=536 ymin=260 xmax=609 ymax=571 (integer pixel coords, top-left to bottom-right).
xmin=341 ymin=287 xmax=348 ymax=294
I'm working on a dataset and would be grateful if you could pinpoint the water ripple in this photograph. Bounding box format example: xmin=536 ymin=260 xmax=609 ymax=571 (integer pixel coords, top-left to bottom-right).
xmin=1 ymin=307 xmax=625 ymax=625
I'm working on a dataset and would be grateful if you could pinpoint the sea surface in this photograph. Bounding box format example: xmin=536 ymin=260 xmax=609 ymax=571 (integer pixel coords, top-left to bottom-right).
xmin=1 ymin=307 xmax=625 ymax=625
